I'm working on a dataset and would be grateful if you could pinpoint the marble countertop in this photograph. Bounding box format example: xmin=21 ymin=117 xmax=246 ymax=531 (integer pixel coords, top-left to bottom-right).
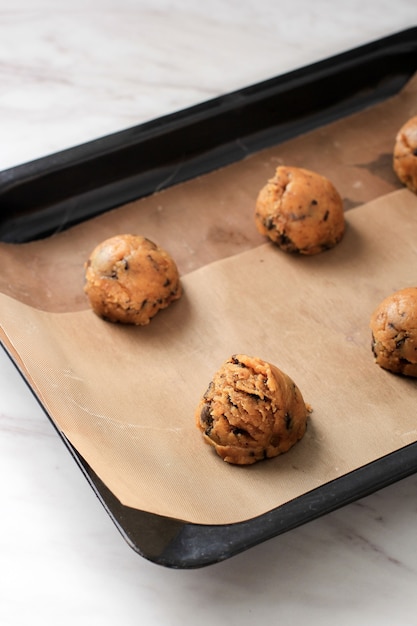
xmin=1 ymin=1 xmax=417 ymax=624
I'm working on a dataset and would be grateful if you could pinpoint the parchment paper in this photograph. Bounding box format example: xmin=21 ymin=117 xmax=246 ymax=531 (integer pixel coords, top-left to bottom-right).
xmin=1 ymin=73 xmax=417 ymax=525
xmin=1 ymin=71 xmax=417 ymax=311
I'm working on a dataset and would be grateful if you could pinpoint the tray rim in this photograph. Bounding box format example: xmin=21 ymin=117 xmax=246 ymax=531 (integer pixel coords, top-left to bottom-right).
xmin=3 ymin=343 xmax=417 ymax=569
xmin=1 ymin=26 xmax=417 ymax=242
xmin=2 ymin=26 xmax=417 ymax=568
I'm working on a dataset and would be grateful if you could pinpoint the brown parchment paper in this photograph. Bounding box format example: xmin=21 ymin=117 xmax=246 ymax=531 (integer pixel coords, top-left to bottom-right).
xmin=1 ymin=71 xmax=417 ymax=312
xmin=1 ymin=72 xmax=417 ymax=525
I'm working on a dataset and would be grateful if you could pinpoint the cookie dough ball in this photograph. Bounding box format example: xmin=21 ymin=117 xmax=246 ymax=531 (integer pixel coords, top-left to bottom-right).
xmin=255 ymin=166 xmax=345 ymax=255
xmin=370 ymin=287 xmax=417 ymax=377
xmin=393 ymin=116 xmax=417 ymax=193
xmin=195 ymin=354 xmax=310 ymax=465
xmin=84 ymin=234 xmax=182 ymax=325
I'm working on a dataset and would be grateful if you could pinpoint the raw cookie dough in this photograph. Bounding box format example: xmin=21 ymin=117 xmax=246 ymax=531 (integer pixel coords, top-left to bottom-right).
xmin=255 ymin=165 xmax=345 ymax=255
xmin=84 ymin=234 xmax=182 ymax=325
xmin=393 ymin=116 xmax=417 ymax=193
xmin=370 ymin=287 xmax=417 ymax=377
xmin=195 ymin=354 xmax=311 ymax=465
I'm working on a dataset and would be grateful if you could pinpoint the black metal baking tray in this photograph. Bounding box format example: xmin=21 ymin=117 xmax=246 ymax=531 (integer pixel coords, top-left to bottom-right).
xmin=2 ymin=27 xmax=417 ymax=568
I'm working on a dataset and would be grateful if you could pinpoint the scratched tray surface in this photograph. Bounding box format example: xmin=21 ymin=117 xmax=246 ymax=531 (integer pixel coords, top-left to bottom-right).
xmin=1 ymin=28 xmax=417 ymax=568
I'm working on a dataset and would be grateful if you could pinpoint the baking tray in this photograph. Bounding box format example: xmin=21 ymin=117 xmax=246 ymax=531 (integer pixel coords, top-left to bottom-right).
xmin=1 ymin=27 xmax=417 ymax=568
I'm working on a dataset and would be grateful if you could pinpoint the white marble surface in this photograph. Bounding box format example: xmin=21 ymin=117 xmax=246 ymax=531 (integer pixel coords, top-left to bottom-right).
xmin=1 ymin=1 xmax=417 ymax=624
